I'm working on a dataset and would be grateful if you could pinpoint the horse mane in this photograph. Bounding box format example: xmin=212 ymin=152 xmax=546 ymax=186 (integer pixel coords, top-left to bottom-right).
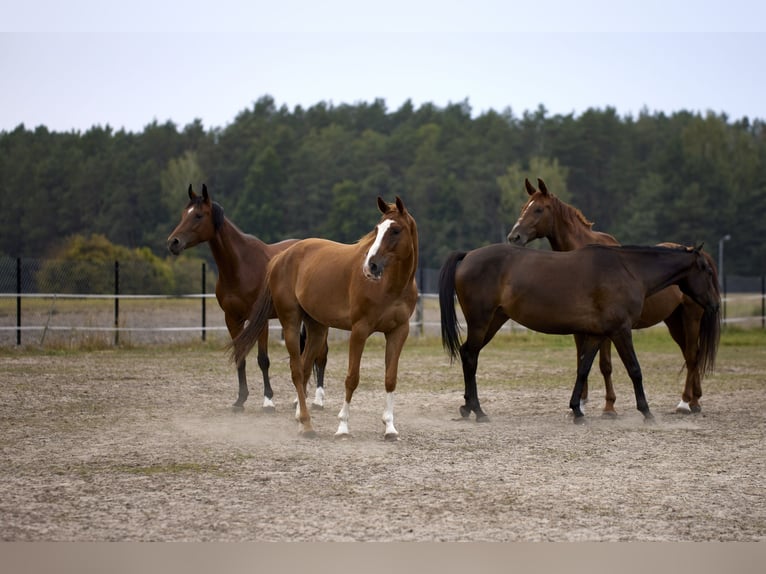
xmin=549 ymin=193 xmax=595 ymax=230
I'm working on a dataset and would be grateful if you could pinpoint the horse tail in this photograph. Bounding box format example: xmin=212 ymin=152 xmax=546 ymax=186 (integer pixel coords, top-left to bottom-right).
xmin=439 ymin=251 xmax=468 ymax=362
xmin=230 ymin=283 xmax=275 ymax=366
xmin=697 ymin=304 xmax=721 ymax=377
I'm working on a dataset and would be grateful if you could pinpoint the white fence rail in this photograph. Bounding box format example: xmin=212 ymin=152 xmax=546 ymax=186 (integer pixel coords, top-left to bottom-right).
xmin=1 ymin=291 xmax=764 ymax=347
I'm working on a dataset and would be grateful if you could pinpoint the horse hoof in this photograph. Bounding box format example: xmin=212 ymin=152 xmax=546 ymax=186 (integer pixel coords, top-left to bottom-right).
xmin=334 ymin=432 xmax=352 ymax=440
xmin=384 ymin=432 xmax=399 ymax=442
xmin=476 ymin=413 xmax=491 ymax=423
xmin=573 ymin=415 xmax=587 ymax=425
xmin=231 ymin=404 xmax=245 ymax=413
xmin=459 ymin=405 xmax=472 ymax=419
xmin=311 ymin=403 xmax=324 ymax=411
xmin=300 ymin=430 xmax=318 ymax=439
xmin=261 ymin=405 xmax=276 ymax=413
xmin=690 ymin=405 xmax=702 ymax=414
xmin=601 ymin=410 xmax=618 ymax=419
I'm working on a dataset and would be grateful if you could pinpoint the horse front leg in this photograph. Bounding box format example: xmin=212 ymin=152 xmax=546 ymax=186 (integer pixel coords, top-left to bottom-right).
xmin=570 ymin=336 xmax=602 ymax=423
xmin=380 ymin=322 xmax=410 ymax=441
xmin=611 ymin=330 xmax=654 ymax=422
xmin=226 ymin=315 xmax=250 ymax=411
xmin=335 ymin=328 xmax=368 ymax=439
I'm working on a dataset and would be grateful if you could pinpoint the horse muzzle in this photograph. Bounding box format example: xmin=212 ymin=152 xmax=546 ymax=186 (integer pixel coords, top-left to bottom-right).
xmin=167 ymin=236 xmax=185 ymax=256
xmin=363 ymin=258 xmax=385 ymax=281
xmin=507 ymin=225 xmax=527 ymax=245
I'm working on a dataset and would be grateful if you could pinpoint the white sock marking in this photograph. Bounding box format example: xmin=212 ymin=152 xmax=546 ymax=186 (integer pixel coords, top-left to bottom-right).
xmin=335 ymin=401 xmax=350 ymax=437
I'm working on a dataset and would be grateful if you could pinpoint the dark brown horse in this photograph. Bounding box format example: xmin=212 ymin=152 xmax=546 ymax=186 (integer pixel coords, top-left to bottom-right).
xmin=439 ymin=243 xmax=720 ymax=422
xmin=232 ymin=197 xmax=418 ymax=439
xmin=508 ymin=178 xmax=713 ymax=414
xmin=167 ymin=184 xmax=327 ymax=411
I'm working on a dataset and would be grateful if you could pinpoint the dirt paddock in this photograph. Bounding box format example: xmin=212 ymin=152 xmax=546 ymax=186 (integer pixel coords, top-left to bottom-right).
xmin=1 ymin=331 xmax=765 ymax=542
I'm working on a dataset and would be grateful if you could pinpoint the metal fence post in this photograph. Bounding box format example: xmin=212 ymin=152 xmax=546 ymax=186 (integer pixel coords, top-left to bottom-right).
xmin=201 ymin=262 xmax=207 ymax=341
xmin=16 ymin=257 xmax=21 ymax=345
xmin=114 ymin=260 xmax=120 ymax=346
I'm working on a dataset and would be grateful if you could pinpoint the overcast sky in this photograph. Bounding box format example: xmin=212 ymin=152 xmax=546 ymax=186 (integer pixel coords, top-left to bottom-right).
xmin=2 ymin=1 xmax=765 ymax=133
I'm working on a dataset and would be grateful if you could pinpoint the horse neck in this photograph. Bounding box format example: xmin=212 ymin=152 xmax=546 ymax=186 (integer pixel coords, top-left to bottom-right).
xmin=207 ymin=218 xmax=263 ymax=280
xmin=549 ymin=200 xmax=615 ymax=250
xmin=622 ymin=248 xmax=694 ymax=297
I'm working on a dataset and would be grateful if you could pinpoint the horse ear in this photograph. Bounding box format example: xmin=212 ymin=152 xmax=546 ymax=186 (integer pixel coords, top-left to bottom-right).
xmin=188 ymin=184 xmax=196 ymax=200
xmin=377 ymin=196 xmax=389 ymax=214
xmin=395 ymin=196 xmax=406 ymax=214
xmin=202 ymin=184 xmax=210 ymax=202
xmin=538 ymin=178 xmax=549 ymax=196
xmin=524 ymin=178 xmax=536 ymax=196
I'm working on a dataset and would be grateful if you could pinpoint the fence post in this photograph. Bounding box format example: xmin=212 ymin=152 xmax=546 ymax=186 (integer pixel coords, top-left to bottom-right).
xmin=415 ymin=267 xmax=424 ymax=337
xmin=114 ymin=260 xmax=120 ymax=346
xmin=16 ymin=257 xmax=21 ymax=346
xmin=201 ymin=262 xmax=207 ymax=341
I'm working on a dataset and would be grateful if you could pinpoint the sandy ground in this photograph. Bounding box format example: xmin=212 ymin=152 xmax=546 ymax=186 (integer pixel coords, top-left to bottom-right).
xmin=1 ymin=334 xmax=765 ymax=542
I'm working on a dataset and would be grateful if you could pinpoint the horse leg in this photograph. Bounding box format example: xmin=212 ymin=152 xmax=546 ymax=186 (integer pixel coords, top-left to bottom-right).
xmin=256 ymin=327 xmax=275 ymax=411
xmin=598 ymin=339 xmax=617 ymax=415
xmin=312 ymin=333 xmax=329 ymax=410
xmin=335 ymin=328 xmax=369 ymax=439
xmin=569 ymin=336 xmax=601 ymax=423
xmin=284 ymin=319 xmax=316 ymax=437
xmin=458 ymin=311 xmax=506 ymax=422
xmin=573 ymin=334 xmax=590 ymax=407
xmin=610 ymin=330 xmax=654 ymax=422
xmin=300 ymin=321 xmax=330 ymax=414
xmin=380 ymin=322 xmax=410 ymax=441
xmin=226 ymin=315 xmax=250 ymax=411
xmin=666 ymin=302 xmax=704 ymax=413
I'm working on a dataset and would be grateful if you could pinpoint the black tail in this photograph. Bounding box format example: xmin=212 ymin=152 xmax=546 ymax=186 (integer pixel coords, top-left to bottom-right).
xmin=439 ymin=251 xmax=468 ymax=362
xmin=230 ymin=285 xmax=275 ymax=366
xmin=697 ymin=305 xmax=721 ymax=377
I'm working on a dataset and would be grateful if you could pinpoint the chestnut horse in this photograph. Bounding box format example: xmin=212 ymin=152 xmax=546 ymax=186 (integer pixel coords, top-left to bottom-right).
xmin=439 ymin=243 xmax=720 ymax=423
xmin=232 ymin=197 xmax=418 ymax=439
xmin=508 ymin=178 xmax=713 ymax=414
xmin=167 ymin=184 xmax=327 ymax=411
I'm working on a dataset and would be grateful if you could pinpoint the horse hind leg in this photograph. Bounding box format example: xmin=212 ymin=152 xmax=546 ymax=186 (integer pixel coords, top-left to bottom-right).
xmin=458 ymin=312 xmax=506 ymax=422
xmin=257 ymin=332 xmax=276 ymax=411
xmin=665 ymin=306 xmax=703 ymax=414
xmin=311 ymin=334 xmax=329 ymax=410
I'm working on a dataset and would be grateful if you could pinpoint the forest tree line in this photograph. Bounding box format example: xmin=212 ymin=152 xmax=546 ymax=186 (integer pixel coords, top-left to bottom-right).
xmin=1 ymin=95 xmax=765 ymax=275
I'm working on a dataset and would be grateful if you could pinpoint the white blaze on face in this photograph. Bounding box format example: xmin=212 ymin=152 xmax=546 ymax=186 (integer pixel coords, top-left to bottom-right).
xmin=520 ymin=200 xmax=535 ymax=218
xmin=187 ymin=206 xmax=195 ymax=215
xmin=363 ymin=218 xmax=394 ymax=278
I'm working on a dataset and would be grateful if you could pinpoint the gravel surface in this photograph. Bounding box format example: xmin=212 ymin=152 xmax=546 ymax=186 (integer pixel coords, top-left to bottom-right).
xmin=1 ymin=336 xmax=764 ymax=542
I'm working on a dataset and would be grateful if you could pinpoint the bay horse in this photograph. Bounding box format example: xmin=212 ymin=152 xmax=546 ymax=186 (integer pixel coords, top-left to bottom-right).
xmin=439 ymin=243 xmax=720 ymax=423
xmin=508 ymin=178 xmax=713 ymax=414
xmin=232 ymin=196 xmax=418 ymax=439
xmin=167 ymin=184 xmax=327 ymax=411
